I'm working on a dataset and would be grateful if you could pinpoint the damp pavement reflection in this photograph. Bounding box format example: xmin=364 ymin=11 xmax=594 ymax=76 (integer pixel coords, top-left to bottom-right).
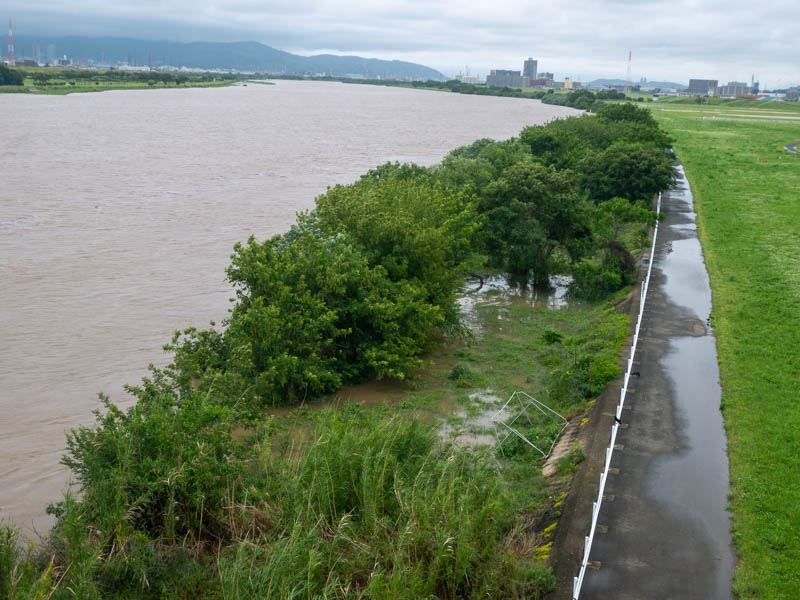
xmin=576 ymin=166 xmax=735 ymax=599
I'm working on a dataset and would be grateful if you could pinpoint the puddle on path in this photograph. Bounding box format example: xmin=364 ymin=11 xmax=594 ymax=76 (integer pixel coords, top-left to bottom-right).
xmin=650 ymin=335 xmax=734 ymax=594
xmin=659 ymin=167 xmax=713 ymax=321
xmin=647 ymin=163 xmax=733 ymax=596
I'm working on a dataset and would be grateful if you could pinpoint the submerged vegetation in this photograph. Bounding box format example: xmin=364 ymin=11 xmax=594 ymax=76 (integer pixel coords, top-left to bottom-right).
xmin=0 ymin=104 xmax=675 ymax=598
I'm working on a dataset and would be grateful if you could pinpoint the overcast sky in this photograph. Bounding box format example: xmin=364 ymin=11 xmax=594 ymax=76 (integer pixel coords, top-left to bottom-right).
xmin=7 ymin=0 xmax=799 ymax=87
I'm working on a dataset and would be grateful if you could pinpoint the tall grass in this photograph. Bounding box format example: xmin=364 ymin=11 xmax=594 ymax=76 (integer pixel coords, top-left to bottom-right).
xmin=218 ymin=408 xmax=551 ymax=599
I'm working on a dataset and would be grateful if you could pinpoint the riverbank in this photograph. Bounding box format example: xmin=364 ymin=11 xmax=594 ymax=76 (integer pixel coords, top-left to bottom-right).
xmin=0 ymin=99 xmax=674 ymax=599
xmin=0 ymin=66 xmax=240 ymax=95
xmin=0 ymin=80 xmax=236 ymax=95
xmin=0 ymin=81 xmax=581 ymax=537
xmin=653 ymin=106 xmax=800 ymax=597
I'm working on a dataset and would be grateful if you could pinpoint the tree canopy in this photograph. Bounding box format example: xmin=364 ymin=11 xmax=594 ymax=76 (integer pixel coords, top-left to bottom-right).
xmin=0 ymin=65 xmax=23 ymax=86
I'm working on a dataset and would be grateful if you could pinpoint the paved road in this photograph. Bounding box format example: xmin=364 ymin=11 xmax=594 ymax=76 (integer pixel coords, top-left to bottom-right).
xmin=785 ymin=142 xmax=800 ymax=153
xmin=557 ymin=166 xmax=735 ymax=599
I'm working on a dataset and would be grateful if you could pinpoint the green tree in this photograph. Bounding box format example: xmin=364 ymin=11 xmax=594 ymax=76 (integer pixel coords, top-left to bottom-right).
xmin=0 ymin=65 xmax=23 ymax=86
xmin=315 ymin=173 xmax=483 ymax=328
xmin=579 ymin=141 xmax=676 ymax=203
xmin=480 ymin=160 xmax=590 ymax=285
xmin=569 ymin=197 xmax=654 ymax=300
xmin=596 ymin=101 xmax=658 ymax=127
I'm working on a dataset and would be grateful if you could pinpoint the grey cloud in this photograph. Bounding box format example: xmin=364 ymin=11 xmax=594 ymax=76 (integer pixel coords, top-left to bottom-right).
xmin=7 ymin=0 xmax=799 ymax=86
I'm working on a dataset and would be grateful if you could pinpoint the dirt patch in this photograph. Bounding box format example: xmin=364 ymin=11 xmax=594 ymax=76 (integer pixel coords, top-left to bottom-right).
xmin=542 ymin=419 xmax=583 ymax=477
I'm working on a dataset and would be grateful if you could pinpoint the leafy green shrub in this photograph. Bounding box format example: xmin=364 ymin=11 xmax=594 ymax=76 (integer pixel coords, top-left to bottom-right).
xmin=315 ymin=173 xmax=483 ymax=328
xmin=568 ymin=261 xmax=623 ymax=300
xmin=596 ymin=101 xmax=658 ymax=127
xmin=540 ymin=328 xmax=564 ymax=345
xmin=588 ymin=353 xmax=622 ymax=396
xmin=518 ymin=564 xmax=557 ymax=597
xmin=61 ymin=387 xmax=241 ymax=542
xmin=447 ymin=363 xmax=486 ymax=387
xmin=169 ymin=224 xmax=448 ymax=406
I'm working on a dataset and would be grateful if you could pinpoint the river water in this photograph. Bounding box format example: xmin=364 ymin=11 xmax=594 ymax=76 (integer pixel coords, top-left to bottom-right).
xmin=0 ymin=80 xmax=578 ymax=534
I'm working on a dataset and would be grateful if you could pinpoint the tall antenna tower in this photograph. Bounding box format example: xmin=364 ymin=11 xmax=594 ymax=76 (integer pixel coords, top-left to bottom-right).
xmin=7 ymin=19 xmax=15 ymax=63
xmin=624 ymin=50 xmax=632 ymax=94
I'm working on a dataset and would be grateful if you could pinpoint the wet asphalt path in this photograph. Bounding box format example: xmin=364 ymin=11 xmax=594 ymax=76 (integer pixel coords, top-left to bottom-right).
xmin=579 ymin=166 xmax=735 ymax=599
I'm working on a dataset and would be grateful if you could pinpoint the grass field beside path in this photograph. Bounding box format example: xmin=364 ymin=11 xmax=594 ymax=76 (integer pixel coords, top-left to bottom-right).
xmin=653 ymin=108 xmax=800 ymax=598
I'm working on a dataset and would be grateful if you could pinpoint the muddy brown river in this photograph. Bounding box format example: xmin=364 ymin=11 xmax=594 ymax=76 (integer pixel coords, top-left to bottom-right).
xmin=0 ymin=81 xmax=579 ymax=534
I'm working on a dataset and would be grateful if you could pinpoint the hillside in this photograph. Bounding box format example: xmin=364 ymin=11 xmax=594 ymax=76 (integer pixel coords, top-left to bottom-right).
xmin=14 ymin=35 xmax=446 ymax=79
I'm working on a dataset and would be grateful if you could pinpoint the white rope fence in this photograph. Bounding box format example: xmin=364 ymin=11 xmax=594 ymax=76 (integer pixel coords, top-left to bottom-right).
xmin=572 ymin=192 xmax=662 ymax=599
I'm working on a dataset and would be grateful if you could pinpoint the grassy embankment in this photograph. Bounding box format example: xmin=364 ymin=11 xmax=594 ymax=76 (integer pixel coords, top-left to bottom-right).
xmin=652 ymin=107 xmax=800 ymax=597
xmin=0 ymin=66 xmax=239 ymax=95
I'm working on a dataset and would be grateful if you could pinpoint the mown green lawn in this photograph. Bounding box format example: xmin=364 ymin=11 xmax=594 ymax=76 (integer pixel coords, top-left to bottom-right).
xmin=653 ymin=109 xmax=800 ymax=598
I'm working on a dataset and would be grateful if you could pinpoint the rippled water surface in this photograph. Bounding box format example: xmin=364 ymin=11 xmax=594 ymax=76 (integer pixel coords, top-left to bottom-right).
xmin=0 ymin=80 xmax=578 ymax=533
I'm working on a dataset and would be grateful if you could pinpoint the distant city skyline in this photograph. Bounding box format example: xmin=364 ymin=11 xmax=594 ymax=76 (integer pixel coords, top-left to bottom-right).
xmin=4 ymin=0 xmax=798 ymax=88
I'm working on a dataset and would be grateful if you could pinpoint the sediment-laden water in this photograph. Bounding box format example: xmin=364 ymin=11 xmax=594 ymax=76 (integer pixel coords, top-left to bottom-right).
xmin=0 ymin=81 xmax=579 ymax=533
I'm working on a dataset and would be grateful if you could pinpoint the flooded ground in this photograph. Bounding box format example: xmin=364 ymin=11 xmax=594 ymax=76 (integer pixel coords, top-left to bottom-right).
xmin=459 ymin=274 xmax=572 ymax=329
xmin=265 ymin=274 xmax=577 ymax=452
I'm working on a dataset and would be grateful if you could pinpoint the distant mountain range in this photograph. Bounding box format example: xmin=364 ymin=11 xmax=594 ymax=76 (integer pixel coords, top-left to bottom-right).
xmin=587 ymin=78 xmax=687 ymax=90
xmin=13 ymin=35 xmax=446 ymax=80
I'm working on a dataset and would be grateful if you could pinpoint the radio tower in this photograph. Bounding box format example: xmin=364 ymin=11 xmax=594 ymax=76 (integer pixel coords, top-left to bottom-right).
xmin=7 ymin=19 xmax=15 ymax=63
xmin=624 ymin=50 xmax=632 ymax=94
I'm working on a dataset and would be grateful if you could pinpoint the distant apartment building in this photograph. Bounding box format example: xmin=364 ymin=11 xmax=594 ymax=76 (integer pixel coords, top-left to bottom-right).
xmin=786 ymin=87 xmax=800 ymax=101
xmin=487 ymin=69 xmax=524 ymax=87
xmin=714 ymin=81 xmax=759 ymax=98
xmin=523 ymin=58 xmax=538 ymax=85
xmin=715 ymin=81 xmax=752 ymax=98
xmin=457 ymin=75 xmax=484 ymax=84
xmin=687 ymin=79 xmax=718 ymax=95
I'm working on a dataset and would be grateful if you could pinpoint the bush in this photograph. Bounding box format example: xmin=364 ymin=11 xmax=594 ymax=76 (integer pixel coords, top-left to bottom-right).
xmin=60 ymin=387 xmax=241 ymax=541
xmin=578 ymin=141 xmax=677 ymax=203
xmin=0 ymin=65 xmax=23 ymax=86
xmin=596 ymin=101 xmax=658 ymax=127
xmin=315 ymin=173 xmax=483 ymax=328
xmin=568 ymin=261 xmax=623 ymax=300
